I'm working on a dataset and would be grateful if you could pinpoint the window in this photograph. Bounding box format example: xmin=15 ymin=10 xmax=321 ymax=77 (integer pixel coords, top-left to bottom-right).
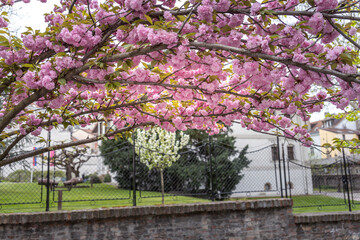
xmin=310 ymin=147 xmax=315 ymax=156
xmin=264 ymin=183 xmax=272 ymax=191
xmin=323 ymin=119 xmax=334 ymax=128
xmin=272 ymin=146 xmax=279 ymax=161
xmin=287 ymin=145 xmax=294 ymax=160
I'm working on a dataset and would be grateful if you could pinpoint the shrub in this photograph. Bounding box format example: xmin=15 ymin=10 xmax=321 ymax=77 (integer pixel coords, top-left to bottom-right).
xmin=32 ymin=170 xmax=66 ymax=182
xmin=6 ymin=169 xmax=31 ymax=182
xmin=104 ymin=173 xmax=111 ymax=183
xmin=88 ymin=173 xmax=102 ymax=183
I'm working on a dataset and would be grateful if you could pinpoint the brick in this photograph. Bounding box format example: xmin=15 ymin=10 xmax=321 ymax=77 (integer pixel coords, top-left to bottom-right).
xmin=0 ymin=199 xmax=358 ymax=239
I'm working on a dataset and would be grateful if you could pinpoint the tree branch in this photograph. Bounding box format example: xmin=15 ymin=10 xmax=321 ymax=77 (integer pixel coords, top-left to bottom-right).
xmin=0 ymin=88 xmax=50 ymax=134
xmin=0 ymin=122 xmax=154 ymax=167
xmin=325 ymin=17 xmax=360 ymax=50
xmin=189 ymin=42 xmax=360 ymax=85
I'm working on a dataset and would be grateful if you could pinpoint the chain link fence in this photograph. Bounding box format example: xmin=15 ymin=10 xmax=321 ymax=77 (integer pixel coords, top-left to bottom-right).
xmin=1 ymin=138 xmax=359 ymax=212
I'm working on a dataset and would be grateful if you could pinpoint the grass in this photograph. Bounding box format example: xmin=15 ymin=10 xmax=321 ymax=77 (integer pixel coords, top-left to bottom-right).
xmin=1 ymin=182 xmax=359 ymax=214
xmin=230 ymin=194 xmax=360 ymax=214
xmin=0 ymin=182 xmax=209 ymax=213
xmin=313 ymin=187 xmax=339 ymax=193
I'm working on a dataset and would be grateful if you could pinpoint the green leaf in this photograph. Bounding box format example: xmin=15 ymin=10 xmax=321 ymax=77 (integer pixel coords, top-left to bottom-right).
xmin=58 ymin=78 xmax=66 ymax=85
xmin=340 ymin=53 xmax=353 ymax=66
xmin=220 ymin=25 xmax=231 ymax=32
xmin=184 ymin=1 xmax=190 ymax=9
xmin=304 ymin=53 xmax=316 ymax=58
xmin=0 ymin=41 xmax=10 ymax=47
xmin=307 ymin=0 xmax=315 ymax=7
xmin=21 ymin=64 xmax=34 ymax=68
xmin=144 ymin=14 xmax=153 ymax=25
xmin=119 ymin=17 xmax=129 ymax=24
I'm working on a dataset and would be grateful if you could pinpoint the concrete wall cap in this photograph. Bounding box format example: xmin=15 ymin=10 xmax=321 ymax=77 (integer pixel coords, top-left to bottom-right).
xmin=0 ymin=199 xmax=292 ymax=225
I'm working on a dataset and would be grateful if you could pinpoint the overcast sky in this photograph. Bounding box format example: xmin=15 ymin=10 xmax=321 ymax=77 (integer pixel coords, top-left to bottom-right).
xmin=8 ymin=1 xmax=60 ymax=34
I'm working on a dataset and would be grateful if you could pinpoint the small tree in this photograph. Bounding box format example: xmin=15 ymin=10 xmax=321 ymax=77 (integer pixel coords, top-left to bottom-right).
xmin=54 ymin=147 xmax=91 ymax=180
xmin=130 ymin=127 xmax=189 ymax=204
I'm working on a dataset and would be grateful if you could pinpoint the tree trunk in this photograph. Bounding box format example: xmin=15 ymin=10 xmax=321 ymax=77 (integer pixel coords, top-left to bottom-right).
xmin=65 ymin=164 xmax=72 ymax=180
xmin=160 ymin=169 xmax=164 ymax=205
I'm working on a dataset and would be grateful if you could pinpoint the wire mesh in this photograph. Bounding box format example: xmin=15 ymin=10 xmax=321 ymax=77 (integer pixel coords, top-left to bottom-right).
xmin=1 ymin=136 xmax=360 ymax=213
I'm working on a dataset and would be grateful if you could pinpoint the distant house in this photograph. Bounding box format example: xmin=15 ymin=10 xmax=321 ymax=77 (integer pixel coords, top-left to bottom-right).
xmin=309 ymin=117 xmax=360 ymax=159
xmin=230 ymin=116 xmax=313 ymax=198
xmin=71 ymin=124 xmax=100 ymax=154
xmin=7 ymin=123 xmax=110 ymax=182
xmin=309 ymin=117 xmax=360 ymax=191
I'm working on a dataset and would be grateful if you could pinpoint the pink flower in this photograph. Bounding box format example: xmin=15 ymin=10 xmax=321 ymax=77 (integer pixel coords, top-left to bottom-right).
xmin=349 ymin=27 xmax=357 ymax=36
xmin=307 ymin=13 xmax=324 ymax=35
xmin=325 ymin=46 xmax=344 ymax=61
xmin=31 ymin=127 xmax=42 ymax=136
xmin=198 ymin=5 xmax=213 ymax=22
xmin=250 ymin=2 xmax=261 ymax=16
xmin=172 ymin=117 xmax=182 ymax=125
xmin=214 ymin=0 xmax=230 ymax=12
xmin=315 ymin=0 xmax=338 ymax=11
xmin=292 ymin=53 xmax=307 ymax=64
xmin=0 ymin=17 xmax=8 ymax=28
xmin=20 ymin=127 xmax=27 ymax=135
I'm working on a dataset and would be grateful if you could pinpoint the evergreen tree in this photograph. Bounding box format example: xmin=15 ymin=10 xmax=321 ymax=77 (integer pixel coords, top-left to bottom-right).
xmin=100 ymin=129 xmax=250 ymax=199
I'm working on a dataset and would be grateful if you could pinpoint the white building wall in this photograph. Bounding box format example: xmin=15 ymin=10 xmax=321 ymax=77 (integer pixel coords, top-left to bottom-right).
xmin=230 ymin=123 xmax=313 ymax=197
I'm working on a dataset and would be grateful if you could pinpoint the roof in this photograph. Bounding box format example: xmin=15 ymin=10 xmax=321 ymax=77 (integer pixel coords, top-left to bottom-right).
xmin=309 ymin=118 xmax=343 ymax=134
xmin=312 ymin=155 xmax=360 ymax=165
xmin=309 ymin=120 xmax=323 ymax=134
xmin=320 ymin=128 xmax=360 ymax=135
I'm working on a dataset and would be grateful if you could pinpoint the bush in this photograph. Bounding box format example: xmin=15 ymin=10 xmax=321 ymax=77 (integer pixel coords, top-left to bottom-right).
xmin=88 ymin=173 xmax=102 ymax=183
xmin=6 ymin=169 xmax=31 ymax=182
xmin=103 ymin=173 xmax=111 ymax=183
xmin=32 ymin=170 xmax=66 ymax=182
xmin=5 ymin=170 xmax=66 ymax=183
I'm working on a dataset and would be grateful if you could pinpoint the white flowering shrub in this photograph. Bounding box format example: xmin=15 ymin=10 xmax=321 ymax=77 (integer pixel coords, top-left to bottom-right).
xmin=130 ymin=127 xmax=190 ymax=170
xmin=129 ymin=127 xmax=189 ymax=204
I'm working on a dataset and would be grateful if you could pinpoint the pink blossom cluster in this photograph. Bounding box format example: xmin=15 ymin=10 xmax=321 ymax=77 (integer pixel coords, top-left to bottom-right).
xmin=124 ymin=0 xmax=154 ymax=13
xmin=58 ymin=25 xmax=102 ymax=48
xmin=95 ymin=9 xmax=118 ymax=25
xmin=0 ymin=17 xmax=8 ymax=28
xmin=125 ymin=24 xmax=178 ymax=46
xmin=0 ymin=49 xmax=28 ymax=65
xmin=315 ymin=0 xmax=338 ymax=11
xmin=54 ymin=57 xmax=82 ymax=72
xmin=22 ymin=35 xmax=49 ymax=52
xmin=22 ymin=62 xmax=57 ymax=90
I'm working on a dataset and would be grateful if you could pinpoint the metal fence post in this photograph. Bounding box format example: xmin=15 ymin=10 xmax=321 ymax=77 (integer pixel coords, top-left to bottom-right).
xmin=342 ymin=134 xmax=352 ymax=212
xmin=282 ymin=144 xmax=288 ymax=198
xmin=45 ymin=130 xmax=51 ymax=212
xmin=277 ymin=136 xmax=283 ymax=198
xmin=208 ymin=136 xmax=214 ymax=201
xmin=132 ymin=132 xmax=137 ymax=207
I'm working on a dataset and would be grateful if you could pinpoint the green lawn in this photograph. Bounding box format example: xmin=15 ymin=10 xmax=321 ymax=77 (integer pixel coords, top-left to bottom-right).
xmin=0 ymin=182 xmax=209 ymax=213
xmin=1 ymin=182 xmax=359 ymax=214
xmin=231 ymin=194 xmax=359 ymax=214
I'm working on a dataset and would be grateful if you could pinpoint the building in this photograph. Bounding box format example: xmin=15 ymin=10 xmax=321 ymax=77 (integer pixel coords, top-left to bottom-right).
xmin=230 ymin=116 xmax=313 ymax=198
xmin=309 ymin=117 xmax=360 ymax=159
xmin=308 ymin=117 xmax=360 ymax=191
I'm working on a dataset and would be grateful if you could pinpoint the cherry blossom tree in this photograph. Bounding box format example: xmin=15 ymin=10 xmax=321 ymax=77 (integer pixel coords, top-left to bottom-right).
xmin=129 ymin=126 xmax=189 ymax=204
xmin=1 ymin=0 xmax=360 ymax=167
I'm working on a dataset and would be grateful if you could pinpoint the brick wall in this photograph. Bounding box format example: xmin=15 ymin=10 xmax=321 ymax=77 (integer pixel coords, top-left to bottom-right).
xmin=0 ymin=199 xmax=360 ymax=240
xmin=295 ymin=212 xmax=360 ymax=240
